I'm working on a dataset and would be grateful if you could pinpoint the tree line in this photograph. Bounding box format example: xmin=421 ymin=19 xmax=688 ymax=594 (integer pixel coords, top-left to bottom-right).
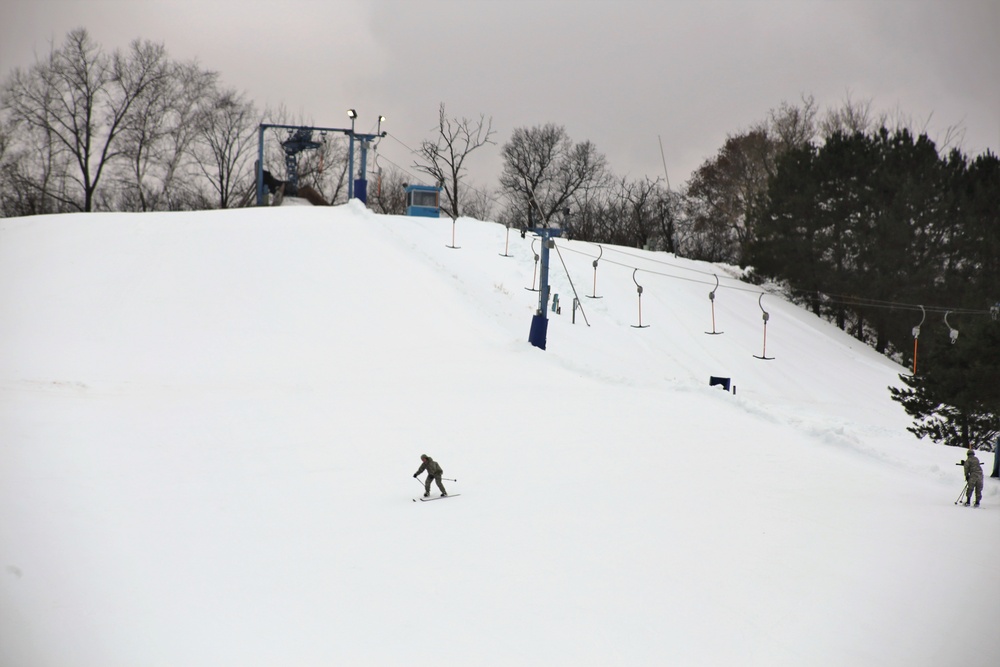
xmin=0 ymin=28 xmax=384 ymax=216
xmin=3 ymin=30 xmax=998 ymax=453
xmin=748 ymin=124 xmax=1000 ymax=452
xmin=0 ymin=29 xmax=256 ymax=214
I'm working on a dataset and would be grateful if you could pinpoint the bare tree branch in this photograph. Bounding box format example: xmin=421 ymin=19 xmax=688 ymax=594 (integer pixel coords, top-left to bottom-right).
xmin=413 ymin=103 xmax=495 ymax=219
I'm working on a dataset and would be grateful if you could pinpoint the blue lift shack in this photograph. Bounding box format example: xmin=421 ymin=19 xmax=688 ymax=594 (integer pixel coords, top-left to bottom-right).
xmin=405 ymin=184 xmax=441 ymax=217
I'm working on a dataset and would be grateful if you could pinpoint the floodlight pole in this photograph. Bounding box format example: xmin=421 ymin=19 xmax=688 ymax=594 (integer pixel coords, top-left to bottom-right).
xmin=347 ymin=110 xmax=357 ymax=200
xmin=345 ymin=110 xmax=385 ymax=204
xmin=256 ymin=124 xmax=266 ymax=206
xmin=358 ymin=139 xmax=370 ymax=199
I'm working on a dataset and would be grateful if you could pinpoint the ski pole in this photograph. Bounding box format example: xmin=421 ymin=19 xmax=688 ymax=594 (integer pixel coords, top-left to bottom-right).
xmin=415 ymin=475 xmax=457 ymax=483
xmin=955 ymin=483 xmax=969 ymax=505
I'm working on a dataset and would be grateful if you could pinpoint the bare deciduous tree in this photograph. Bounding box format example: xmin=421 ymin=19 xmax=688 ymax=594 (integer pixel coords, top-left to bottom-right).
xmin=820 ymin=92 xmax=883 ymax=138
xmin=1 ymin=29 xmax=171 ymax=212
xmin=192 ymin=88 xmax=257 ymax=208
xmin=682 ymin=129 xmax=776 ymax=264
xmin=413 ymin=103 xmax=495 ymax=220
xmin=570 ymin=176 xmax=676 ymax=251
xmin=614 ymin=176 xmax=674 ymax=251
xmin=0 ymin=104 xmax=72 ymax=216
xmin=114 ymin=61 xmax=218 ymax=211
xmin=458 ymin=184 xmax=497 ymax=222
xmin=768 ymin=93 xmax=818 ymax=152
xmin=499 ymin=123 xmax=608 ymax=229
xmin=367 ymin=164 xmax=408 ymax=215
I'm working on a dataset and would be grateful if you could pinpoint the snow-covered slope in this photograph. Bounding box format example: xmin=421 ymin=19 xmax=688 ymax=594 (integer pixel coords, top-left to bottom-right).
xmin=1 ymin=202 xmax=996 ymax=666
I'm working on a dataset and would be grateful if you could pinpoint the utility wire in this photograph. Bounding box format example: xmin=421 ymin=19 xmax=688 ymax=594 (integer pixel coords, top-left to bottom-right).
xmin=557 ymin=243 xmax=996 ymax=318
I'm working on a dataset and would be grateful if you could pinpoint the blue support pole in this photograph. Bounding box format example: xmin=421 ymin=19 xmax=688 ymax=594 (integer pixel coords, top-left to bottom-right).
xmin=538 ymin=234 xmax=551 ymax=316
xmin=348 ymin=134 xmax=355 ymax=200
xmin=357 ymin=139 xmax=369 ymax=204
xmin=528 ymin=226 xmax=562 ymax=350
xmin=528 ymin=312 xmax=549 ymax=349
xmin=256 ymin=125 xmax=265 ymax=206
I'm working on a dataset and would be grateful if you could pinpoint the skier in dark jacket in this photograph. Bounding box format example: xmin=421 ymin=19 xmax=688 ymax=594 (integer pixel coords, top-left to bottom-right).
xmin=414 ymin=454 xmax=447 ymax=497
xmin=963 ymin=449 xmax=984 ymax=507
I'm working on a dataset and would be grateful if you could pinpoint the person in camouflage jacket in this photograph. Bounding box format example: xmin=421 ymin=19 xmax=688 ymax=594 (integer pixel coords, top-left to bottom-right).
xmin=963 ymin=449 xmax=984 ymax=507
xmin=414 ymin=454 xmax=447 ymax=497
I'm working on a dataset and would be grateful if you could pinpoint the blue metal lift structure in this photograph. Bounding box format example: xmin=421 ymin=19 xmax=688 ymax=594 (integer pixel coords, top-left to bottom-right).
xmin=278 ymin=128 xmax=323 ymax=195
xmin=255 ymin=121 xmax=386 ymax=206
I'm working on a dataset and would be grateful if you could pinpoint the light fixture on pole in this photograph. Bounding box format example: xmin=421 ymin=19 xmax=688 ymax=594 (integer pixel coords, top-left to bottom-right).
xmin=377 ymin=115 xmax=386 ymax=136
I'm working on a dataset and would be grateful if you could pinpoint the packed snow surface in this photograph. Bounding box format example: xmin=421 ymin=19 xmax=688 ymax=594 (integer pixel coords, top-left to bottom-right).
xmin=1 ymin=201 xmax=997 ymax=666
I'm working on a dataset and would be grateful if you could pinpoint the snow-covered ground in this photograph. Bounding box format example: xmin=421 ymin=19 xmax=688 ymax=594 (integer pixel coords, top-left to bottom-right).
xmin=1 ymin=201 xmax=997 ymax=666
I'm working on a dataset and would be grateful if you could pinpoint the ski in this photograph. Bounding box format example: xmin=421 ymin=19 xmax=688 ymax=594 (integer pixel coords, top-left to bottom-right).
xmin=414 ymin=494 xmax=460 ymax=502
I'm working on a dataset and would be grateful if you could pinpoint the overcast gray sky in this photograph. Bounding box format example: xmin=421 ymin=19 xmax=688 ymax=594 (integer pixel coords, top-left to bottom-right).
xmin=2 ymin=0 xmax=998 ymax=193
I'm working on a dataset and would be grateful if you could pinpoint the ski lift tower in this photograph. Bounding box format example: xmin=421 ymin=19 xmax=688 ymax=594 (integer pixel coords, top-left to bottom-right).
xmin=255 ymin=113 xmax=386 ymax=206
xmin=527 ymin=208 xmax=567 ymax=350
xmin=346 ymin=110 xmax=387 ymax=203
xmin=256 ymin=123 xmax=340 ymax=205
xmin=280 ymin=128 xmax=323 ymax=196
